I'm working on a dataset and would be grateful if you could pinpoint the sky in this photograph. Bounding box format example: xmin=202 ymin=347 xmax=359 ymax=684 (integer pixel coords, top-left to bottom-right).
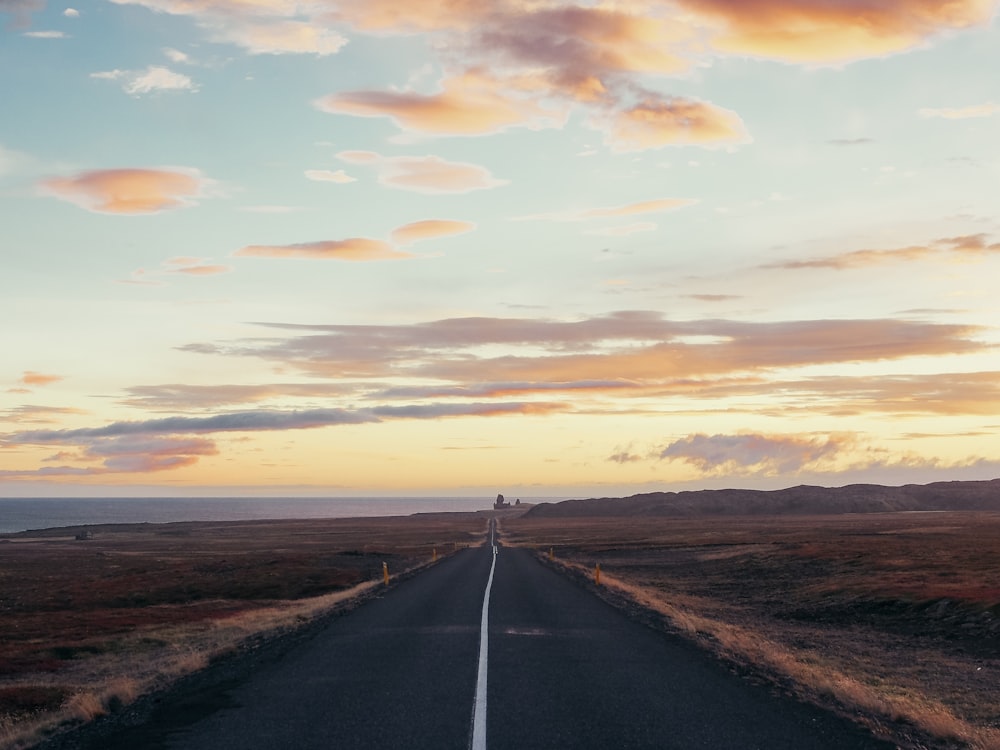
xmin=2 ymin=0 xmax=1000 ymax=499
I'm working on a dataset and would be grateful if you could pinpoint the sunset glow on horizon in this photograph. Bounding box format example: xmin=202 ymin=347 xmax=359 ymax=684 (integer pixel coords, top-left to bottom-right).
xmin=2 ymin=0 xmax=999 ymax=498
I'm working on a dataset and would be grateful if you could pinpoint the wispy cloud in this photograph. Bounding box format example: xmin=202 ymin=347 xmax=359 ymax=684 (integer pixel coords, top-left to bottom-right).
xmin=7 ymin=409 xmax=375 ymax=443
xmin=919 ymin=102 xmax=1000 ymax=119
xmin=23 ymin=29 xmax=67 ymax=38
xmin=316 ymin=71 xmax=566 ymax=136
xmin=596 ymin=96 xmax=750 ymax=152
xmin=336 ymin=150 xmax=508 ymax=194
xmin=120 ymin=256 xmax=232 ymax=284
xmin=235 ymin=238 xmax=412 ymax=261
xmin=91 ymin=65 xmax=198 ymax=95
xmin=183 ymin=312 xmax=985 ymax=388
xmin=767 ymin=233 xmax=1000 ymax=270
xmin=681 ymin=0 xmax=995 ymax=64
xmin=517 ymin=197 xmax=696 ymax=223
xmin=305 ymin=169 xmax=356 ymax=183
xmin=391 ymin=219 xmax=475 ymax=246
xmin=19 ymin=371 xmax=63 ymax=387
xmin=0 ymin=435 xmax=218 ymax=477
xmin=39 ymin=168 xmax=211 ymax=214
xmin=108 ymin=0 xmax=346 ymax=56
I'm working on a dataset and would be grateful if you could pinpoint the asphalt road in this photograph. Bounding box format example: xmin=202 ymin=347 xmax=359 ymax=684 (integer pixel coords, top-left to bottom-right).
xmin=58 ymin=521 xmax=894 ymax=749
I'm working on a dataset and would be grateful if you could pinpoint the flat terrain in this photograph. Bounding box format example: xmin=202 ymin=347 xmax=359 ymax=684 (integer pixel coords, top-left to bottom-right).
xmin=0 ymin=514 xmax=485 ymax=748
xmin=31 ymin=540 xmax=892 ymax=750
xmin=4 ymin=508 xmax=999 ymax=749
xmin=501 ymin=511 xmax=1000 ymax=749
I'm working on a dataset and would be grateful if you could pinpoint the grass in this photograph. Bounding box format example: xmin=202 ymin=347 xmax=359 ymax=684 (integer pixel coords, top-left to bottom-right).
xmin=501 ymin=512 xmax=1000 ymax=750
xmin=0 ymin=513 xmax=486 ymax=749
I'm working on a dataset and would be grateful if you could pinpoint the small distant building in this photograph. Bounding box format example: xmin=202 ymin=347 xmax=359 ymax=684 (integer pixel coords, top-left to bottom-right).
xmin=75 ymin=530 xmax=93 ymax=541
xmin=494 ymin=493 xmax=511 ymax=509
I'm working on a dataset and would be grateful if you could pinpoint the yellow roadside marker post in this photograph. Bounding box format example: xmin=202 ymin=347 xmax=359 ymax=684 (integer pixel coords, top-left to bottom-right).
xmin=595 ymin=563 xmax=601 ymax=586
xmin=382 ymin=561 xmax=389 ymax=585
xmin=432 ymin=547 xmax=438 ymax=562
xmin=548 ymin=547 xmax=554 ymax=561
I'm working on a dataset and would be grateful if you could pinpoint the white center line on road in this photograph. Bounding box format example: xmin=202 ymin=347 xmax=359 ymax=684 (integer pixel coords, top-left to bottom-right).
xmin=471 ymin=521 xmax=498 ymax=750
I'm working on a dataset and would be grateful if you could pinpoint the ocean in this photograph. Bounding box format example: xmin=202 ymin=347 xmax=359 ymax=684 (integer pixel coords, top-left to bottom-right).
xmin=0 ymin=496 xmax=519 ymax=534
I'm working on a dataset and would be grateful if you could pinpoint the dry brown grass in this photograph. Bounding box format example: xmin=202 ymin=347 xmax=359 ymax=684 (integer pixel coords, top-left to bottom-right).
xmin=502 ymin=513 xmax=1000 ymax=750
xmin=0 ymin=513 xmax=486 ymax=749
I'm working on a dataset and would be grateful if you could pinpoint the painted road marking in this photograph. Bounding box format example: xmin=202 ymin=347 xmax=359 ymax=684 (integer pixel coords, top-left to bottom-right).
xmin=471 ymin=521 xmax=497 ymax=750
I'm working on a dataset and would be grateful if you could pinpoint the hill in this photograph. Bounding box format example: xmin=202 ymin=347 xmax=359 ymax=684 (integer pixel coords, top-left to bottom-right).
xmin=523 ymin=479 xmax=1000 ymax=518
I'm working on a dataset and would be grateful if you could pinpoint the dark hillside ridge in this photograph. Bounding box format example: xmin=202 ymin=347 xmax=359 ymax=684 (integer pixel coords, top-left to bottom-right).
xmin=524 ymin=478 xmax=1000 ymax=518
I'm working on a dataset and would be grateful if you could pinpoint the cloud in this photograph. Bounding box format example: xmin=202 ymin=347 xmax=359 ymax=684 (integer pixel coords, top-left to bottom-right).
xmin=596 ymin=95 xmax=751 ymax=152
xmin=919 ymin=103 xmax=1000 ymax=119
xmin=517 ymin=197 xmax=696 ymax=222
xmin=185 ymin=312 xmax=984 ymax=390
xmin=391 ymin=219 xmax=475 ymax=246
xmin=586 ymin=222 xmax=657 ymax=237
xmin=305 ymin=169 xmax=356 ymax=183
xmin=1 ymin=405 xmax=84 ymax=424
xmin=108 ymin=0 xmax=346 ymax=56
xmin=64 ymin=8 xmax=79 ymax=17
xmin=163 ymin=47 xmax=190 ymax=63
xmin=214 ymin=20 xmax=347 ymax=56
xmin=337 ymin=151 xmax=508 ymax=194
xmin=236 ymin=238 xmax=412 ymax=261
xmin=680 ymin=0 xmax=996 ymax=64
xmin=121 ymin=383 xmax=355 ymax=409
xmin=39 ymin=168 xmax=210 ymax=214
xmin=828 ymin=137 xmax=874 ymax=146
xmin=20 ymin=371 xmax=63 ymax=386
xmin=0 ymin=435 xmax=218 ymax=477
xmin=8 ymin=409 xmax=379 ymax=444
xmin=768 ymin=233 xmax=1000 ymax=270
xmin=23 ymin=30 xmax=67 ymax=38
xmin=91 ymin=65 xmax=198 ymax=95
xmin=316 ymin=71 xmax=566 ymax=136
xmin=0 ymin=0 xmax=43 ymax=27
xmin=659 ymin=432 xmax=852 ymax=474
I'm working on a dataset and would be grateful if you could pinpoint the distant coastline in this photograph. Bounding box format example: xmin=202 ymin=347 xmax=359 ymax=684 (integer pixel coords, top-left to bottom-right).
xmin=0 ymin=496 xmax=503 ymax=534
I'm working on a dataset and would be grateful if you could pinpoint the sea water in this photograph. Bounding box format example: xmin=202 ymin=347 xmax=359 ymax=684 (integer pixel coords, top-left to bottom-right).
xmin=0 ymin=496 xmax=507 ymax=534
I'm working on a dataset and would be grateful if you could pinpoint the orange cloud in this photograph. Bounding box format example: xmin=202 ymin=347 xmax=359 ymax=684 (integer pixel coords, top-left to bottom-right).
xmin=337 ymin=151 xmax=508 ymax=194
xmin=317 ymin=72 xmax=565 ymax=135
xmin=236 ymin=239 xmax=412 ymax=261
xmin=919 ymin=102 xmax=1000 ymax=119
xmin=20 ymin=371 xmax=63 ymax=386
xmin=598 ymin=96 xmax=750 ymax=152
xmin=391 ymin=219 xmax=476 ymax=246
xmin=681 ymin=0 xmax=996 ymax=64
xmin=108 ymin=1 xmax=346 ymax=55
xmin=213 ymin=20 xmax=346 ymax=55
xmin=207 ymin=313 xmax=983 ymax=389
xmin=517 ymin=197 xmax=697 ymax=222
xmin=40 ymin=168 xmax=207 ymax=214
xmin=329 ymin=0 xmax=486 ymax=32
xmin=769 ymin=234 xmax=1000 ymax=270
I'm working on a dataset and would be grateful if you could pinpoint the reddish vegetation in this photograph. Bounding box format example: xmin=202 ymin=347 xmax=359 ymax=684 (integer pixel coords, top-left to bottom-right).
xmin=502 ymin=511 xmax=1000 ymax=748
xmin=0 ymin=514 xmax=485 ymax=733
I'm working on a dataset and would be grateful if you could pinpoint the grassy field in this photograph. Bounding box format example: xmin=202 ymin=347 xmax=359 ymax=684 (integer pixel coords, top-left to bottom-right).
xmin=0 ymin=514 xmax=486 ymax=749
xmin=501 ymin=511 xmax=1000 ymax=750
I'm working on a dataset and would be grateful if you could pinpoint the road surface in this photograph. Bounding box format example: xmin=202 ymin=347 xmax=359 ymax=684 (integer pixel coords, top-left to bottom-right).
xmin=54 ymin=519 xmax=893 ymax=749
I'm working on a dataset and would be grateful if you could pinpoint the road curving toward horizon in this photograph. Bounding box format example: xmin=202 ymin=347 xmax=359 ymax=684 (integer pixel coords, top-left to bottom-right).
xmin=50 ymin=518 xmax=894 ymax=749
